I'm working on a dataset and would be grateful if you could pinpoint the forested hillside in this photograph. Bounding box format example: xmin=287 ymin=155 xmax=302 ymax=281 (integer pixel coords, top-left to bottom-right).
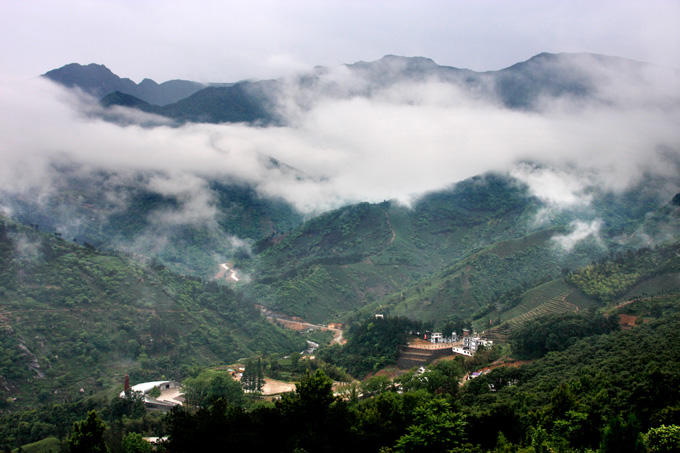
xmin=5 ymin=169 xmax=304 ymax=277
xmin=245 ymin=174 xmax=675 ymax=324
xmin=0 ymin=218 xmax=306 ymax=409
xmin=19 ymin=294 xmax=674 ymax=453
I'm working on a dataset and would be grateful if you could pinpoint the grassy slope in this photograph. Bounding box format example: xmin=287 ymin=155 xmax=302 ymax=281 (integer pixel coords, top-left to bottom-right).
xmin=362 ymin=227 xmax=602 ymax=324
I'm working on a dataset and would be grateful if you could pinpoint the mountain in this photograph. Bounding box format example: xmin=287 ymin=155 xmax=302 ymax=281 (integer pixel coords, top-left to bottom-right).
xmin=4 ymin=157 xmax=677 ymax=326
xmin=2 ymin=52 xmax=680 ymax=451
xmin=0 ymin=216 xmax=306 ymax=409
xmin=4 ymin=167 xmax=304 ymax=277
xmin=27 ymin=54 xmax=680 ymax=325
xmin=243 ymin=173 xmax=676 ymax=323
xmin=99 ymin=90 xmax=153 ymax=109
xmin=45 ymin=52 xmax=666 ymax=126
xmin=43 ymin=63 xmax=206 ymax=105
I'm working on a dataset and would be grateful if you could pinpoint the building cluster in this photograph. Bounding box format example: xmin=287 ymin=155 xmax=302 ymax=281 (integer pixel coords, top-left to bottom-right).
xmin=422 ymin=328 xmax=493 ymax=356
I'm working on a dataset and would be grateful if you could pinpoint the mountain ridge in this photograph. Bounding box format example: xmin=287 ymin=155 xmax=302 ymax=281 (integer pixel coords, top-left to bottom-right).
xmin=43 ymin=52 xmax=666 ymax=125
xmin=43 ymin=62 xmax=208 ymax=106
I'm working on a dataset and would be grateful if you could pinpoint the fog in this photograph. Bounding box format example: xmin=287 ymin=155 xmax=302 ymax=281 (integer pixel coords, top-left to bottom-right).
xmin=1 ymin=58 xmax=679 ymax=230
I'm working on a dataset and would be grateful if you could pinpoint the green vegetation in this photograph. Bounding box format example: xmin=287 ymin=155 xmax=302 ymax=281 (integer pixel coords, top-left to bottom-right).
xmin=0 ymin=218 xmax=306 ymax=409
xmin=10 ymin=437 xmax=62 ymax=453
xmin=120 ymin=432 xmax=153 ymax=453
xmin=3 ymin=242 xmax=680 ymax=451
xmin=2 ymin=166 xmax=680 ymax=452
xmin=7 ymin=172 xmax=303 ymax=278
xmin=246 ymin=174 xmax=593 ymax=322
xmin=509 ymin=311 xmax=619 ymax=359
xmin=68 ymin=410 xmax=108 ymax=453
xmin=317 ymin=316 xmax=424 ymax=378
xmin=566 ymin=246 xmax=680 ymax=303
xmin=182 ymin=369 xmax=244 ymax=408
xmin=82 ymin=296 xmax=676 ymax=452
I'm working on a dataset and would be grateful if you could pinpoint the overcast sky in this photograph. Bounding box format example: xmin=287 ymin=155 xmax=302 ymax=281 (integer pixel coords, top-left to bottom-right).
xmin=1 ymin=0 xmax=679 ymax=83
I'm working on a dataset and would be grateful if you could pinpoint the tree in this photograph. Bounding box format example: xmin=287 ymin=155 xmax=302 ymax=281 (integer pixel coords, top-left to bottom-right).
xmin=207 ymin=373 xmax=245 ymax=406
xmin=68 ymin=410 xmax=108 ymax=453
xmin=121 ymin=433 xmax=153 ymax=453
xmin=110 ymin=392 xmax=146 ymax=420
xmin=600 ymin=414 xmax=644 ymax=453
xmin=257 ymin=357 xmax=265 ymax=392
xmin=644 ymin=425 xmax=680 ymax=452
xmin=276 ymin=370 xmax=351 ymax=452
xmin=395 ymin=398 xmax=466 ymax=453
xmin=290 ymin=352 xmax=301 ymax=371
xmin=277 ymin=369 xmax=336 ymax=417
xmin=147 ymin=386 xmax=161 ymax=399
xmin=241 ymin=359 xmax=264 ymax=393
xmin=183 ymin=369 xmax=244 ymax=407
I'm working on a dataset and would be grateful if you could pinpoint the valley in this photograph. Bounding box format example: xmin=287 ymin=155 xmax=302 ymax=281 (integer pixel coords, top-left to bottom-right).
xmin=1 ymin=51 xmax=680 ymax=452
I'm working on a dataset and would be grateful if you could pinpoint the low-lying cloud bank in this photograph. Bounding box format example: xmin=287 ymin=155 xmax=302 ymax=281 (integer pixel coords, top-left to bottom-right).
xmin=1 ymin=58 xmax=679 ymax=226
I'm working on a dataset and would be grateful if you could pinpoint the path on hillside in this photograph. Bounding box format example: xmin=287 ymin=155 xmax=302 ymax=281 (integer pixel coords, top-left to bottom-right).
xmin=560 ymin=290 xmax=579 ymax=312
xmin=216 ymin=263 xmax=239 ymax=281
xmin=256 ymin=305 xmax=345 ymax=345
xmin=459 ymin=359 xmax=533 ymax=386
xmin=383 ymin=210 xmax=396 ymax=244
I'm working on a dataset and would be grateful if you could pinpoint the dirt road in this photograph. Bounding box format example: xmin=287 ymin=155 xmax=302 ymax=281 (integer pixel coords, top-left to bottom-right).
xmin=256 ymin=306 xmax=345 ymax=345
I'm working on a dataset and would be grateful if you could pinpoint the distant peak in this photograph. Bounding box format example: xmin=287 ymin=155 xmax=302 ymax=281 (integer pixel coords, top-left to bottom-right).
xmin=139 ymin=78 xmax=159 ymax=87
xmin=349 ymin=55 xmax=440 ymax=72
xmin=43 ymin=62 xmax=116 ymax=77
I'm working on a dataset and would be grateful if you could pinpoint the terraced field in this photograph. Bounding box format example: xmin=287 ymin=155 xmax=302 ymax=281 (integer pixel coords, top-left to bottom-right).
xmin=619 ymin=273 xmax=680 ymax=302
xmin=483 ymin=280 xmax=590 ymax=337
xmin=502 ymin=297 xmax=578 ymax=329
xmin=501 ymin=280 xmax=574 ymax=321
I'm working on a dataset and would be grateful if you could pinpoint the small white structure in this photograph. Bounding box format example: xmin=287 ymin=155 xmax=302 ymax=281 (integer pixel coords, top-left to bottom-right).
xmin=463 ymin=336 xmax=493 ymax=353
xmin=120 ymin=380 xmax=183 ymax=411
xmin=426 ymin=331 xmax=457 ymax=344
xmin=452 ymin=330 xmax=493 ymax=356
xmin=452 ymin=347 xmax=472 ymax=356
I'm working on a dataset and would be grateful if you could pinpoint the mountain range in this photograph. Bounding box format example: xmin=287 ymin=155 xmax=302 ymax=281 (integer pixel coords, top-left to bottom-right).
xmin=43 ymin=63 xmax=209 ymax=106
xmin=0 ymin=51 xmax=678 ymax=452
xmin=44 ymin=52 xmax=665 ymax=125
xmin=27 ymin=54 xmax=680 ymax=323
xmin=2 ymin=52 xmax=679 ymax=407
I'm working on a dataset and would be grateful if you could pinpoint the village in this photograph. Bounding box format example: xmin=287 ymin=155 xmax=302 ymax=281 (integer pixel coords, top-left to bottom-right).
xmin=120 ymin=317 xmax=494 ymax=415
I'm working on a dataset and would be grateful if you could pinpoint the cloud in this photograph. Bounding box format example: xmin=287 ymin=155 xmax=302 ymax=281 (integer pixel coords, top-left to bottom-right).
xmin=552 ymin=220 xmax=604 ymax=252
xmin=510 ymin=163 xmax=594 ymax=207
xmin=11 ymin=231 xmax=42 ymax=262
xmin=1 ymin=59 xmax=679 ymax=225
xmin=145 ymin=173 xmax=218 ymax=227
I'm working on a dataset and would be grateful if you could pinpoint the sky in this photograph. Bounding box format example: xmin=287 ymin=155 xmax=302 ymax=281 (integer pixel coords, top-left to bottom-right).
xmin=0 ymin=0 xmax=680 ymax=253
xmin=1 ymin=0 xmax=679 ymax=83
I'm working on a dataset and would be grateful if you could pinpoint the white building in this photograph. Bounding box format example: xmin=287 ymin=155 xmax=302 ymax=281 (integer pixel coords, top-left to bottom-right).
xmin=463 ymin=336 xmax=493 ymax=353
xmin=120 ymin=380 xmax=183 ymax=411
xmin=426 ymin=331 xmax=457 ymax=343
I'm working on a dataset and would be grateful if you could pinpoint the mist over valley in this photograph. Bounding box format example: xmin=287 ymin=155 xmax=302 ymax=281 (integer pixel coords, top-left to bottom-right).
xmin=3 ymin=50 xmax=680 ymax=452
